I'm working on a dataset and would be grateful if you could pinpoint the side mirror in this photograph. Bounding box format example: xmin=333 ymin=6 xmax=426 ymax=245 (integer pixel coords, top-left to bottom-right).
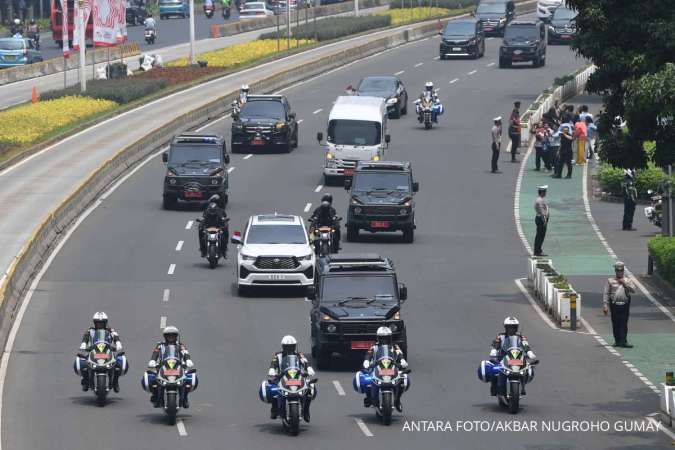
xmin=306 ymin=285 xmax=316 ymax=300
xmin=412 ymin=181 xmax=419 ymax=192
xmin=385 ymin=134 xmax=391 ymax=144
xmin=223 ymin=153 xmax=230 ymax=165
xmin=398 ymin=283 xmax=407 ymax=301
xmin=230 ymin=231 xmax=242 ymax=245
xmin=316 ymin=131 xmax=323 ymax=143
xmin=162 ymin=152 xmax=168 ymax=163
xmin=344 ymin=178 xmax=352 ymax=190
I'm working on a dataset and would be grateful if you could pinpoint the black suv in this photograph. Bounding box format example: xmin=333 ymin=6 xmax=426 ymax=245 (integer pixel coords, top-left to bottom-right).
xmin=439 ymin=19 xmax=485 ymax=59
xmin=344 ymin=161 xmax=419 ymax=243
xmin=547 ymin=5 xmax=577 ymax=45
xmin=307 ymin=253 xmax=408 ymax=368
xmin=162 ymin=133 xmax=230 ymax=209
xmin=499 ymin=20 xmax=547 ymax=68
xmin=231 ymin=95 xmax=299 ymax=153
xmin=473 ymin=0 xmax=515 ymax=36
xmin=126 ymin=0 xmax=148 ymax=25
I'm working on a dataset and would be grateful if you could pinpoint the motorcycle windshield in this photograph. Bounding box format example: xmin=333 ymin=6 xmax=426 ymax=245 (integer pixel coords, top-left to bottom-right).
xmin=501 ymin=335 xmax=524 ymax=352
xmin=92 ymin=329 xmax=110 ymax=346
xmin=375 ymin=345 xmax=393 ymax=362
xmin=281 ymin=355 xmax=301 ymax=372
xmin=161 ymin=344 xmax=179 ymax=361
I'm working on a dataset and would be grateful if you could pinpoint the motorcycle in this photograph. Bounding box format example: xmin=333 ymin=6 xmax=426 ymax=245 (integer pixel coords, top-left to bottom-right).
xmin=197 ymin=218 xmax=228 ymax=268
xmin=204 ymin=3 xmax=215 ymax=17
xmin=27 ymin=31 xmax=40 ymax=50
xmin=73 ymin=330 xmax=128 ymax=406
xmin=644 ymin=188 xmax=663 ymax=228
xmin=414 ymin=92 xmax=443 ymax=130
xmin=309 ymin=218 xmax=340 ymax=257
xmin=259 ymin=355 xmax=317 ymax=436
xmin=222 ymin=3 xmax=231 ymax=19
xmin=477 ymin=336 xmax=537 ymax=414
xmin=353 ymin=345 xmax=410 ymax=426
xmin=144 ymin=28 xmax=156 ymax=44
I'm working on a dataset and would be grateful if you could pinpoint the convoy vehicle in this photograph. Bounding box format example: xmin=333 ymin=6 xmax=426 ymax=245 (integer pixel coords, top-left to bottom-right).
xmin=0 ymin=38 xmax=43 ymax=68
xmin=239 ymin=1 xmax=275 ymax=18
xmin=439 ymin=19 xmax=485 ymax=59
xmin=547 ymin=5 xmax=577 ymax=44
xmin=126 ymin=0 xmax=148 ymax=25
xmin=349 ymin=75 xmax=408 ymax=119
xmin=537 ymin=0 xmax=562 ymax=22
xmin=231 ymin=95 xmax=298 ymax=153
xmin=162 ymin=133 xmax=230 ymax=209
xmin=472 ymin=0 xmax=514 ymax=36
xmin=344 ymin=161 xmax=419 ymax=243
xmin=499 ymin=20 xmax=547 ymax=68
xmin=318 ymin=96 xmax=390 ymax=185
xmin=230 ymin=214 xmax=316 ymax=295
xmin=159 ymin=0 xmax=190 ymax=19
xmin=308 ymin=254 xmax=408 ymax=369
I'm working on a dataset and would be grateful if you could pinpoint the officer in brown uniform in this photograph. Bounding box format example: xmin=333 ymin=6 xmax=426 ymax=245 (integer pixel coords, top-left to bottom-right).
xmin=603 ymin=261 xmax=637 ymax=348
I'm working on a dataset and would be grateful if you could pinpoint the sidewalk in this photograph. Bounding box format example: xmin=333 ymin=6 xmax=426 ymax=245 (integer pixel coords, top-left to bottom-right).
xmin=518 ymin=94 xmax=675 ymax=390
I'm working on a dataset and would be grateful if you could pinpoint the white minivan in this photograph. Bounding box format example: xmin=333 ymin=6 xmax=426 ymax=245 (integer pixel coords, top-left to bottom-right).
xmin=317 ymin=96 xmax=390 ymax=186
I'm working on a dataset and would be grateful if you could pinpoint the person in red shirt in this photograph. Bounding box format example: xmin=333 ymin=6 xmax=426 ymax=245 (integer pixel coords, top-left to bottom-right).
xmin=573 ymin=114 xmax=587 ymax=165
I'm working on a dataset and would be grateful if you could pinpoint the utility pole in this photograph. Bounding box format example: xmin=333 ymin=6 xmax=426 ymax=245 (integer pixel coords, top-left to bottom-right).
xmin=286 ymin=0 xmax=290 ymax=51
xmin=78 ymin=0 xmax=86 ymax=92
xmin=354 ymin=0 xmax=358 ymax=16
xmin=189 ymin=0 xmax=196 ymax=64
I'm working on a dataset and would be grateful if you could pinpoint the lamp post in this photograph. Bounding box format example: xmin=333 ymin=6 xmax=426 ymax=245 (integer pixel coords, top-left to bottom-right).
xmin=189 ymin=0 xmax=196 ymax=64
xmin=78 ymin=0 xmax=86 ymax=92
xmin=354 ymin=0 xmax=359 ymax=16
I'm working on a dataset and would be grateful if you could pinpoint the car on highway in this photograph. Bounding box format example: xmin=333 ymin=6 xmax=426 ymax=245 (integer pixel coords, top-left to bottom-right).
xmin=344 ymin=161 xmax=419 ymax=243
xmin=499 ymin=20 xmax=547 ymax=68
xmin=350 ymin=75 xmax=408 ymax=119
xmin=439 ymin=19 xmax=486 ymax=59
xmin=162 ymin=133 xmax=230 ymax=209
xmin=239 ymin=1 xmax=274 ymax=18
xmin=0 ymin=38 xmax=43 ymax=68
xmin=536 ymin=0 xmax=562 ymax=22
xmin=547 ymin=5 xmax=577 ymax=44
xmin=231 ymin=94 xmax=298 ymax=153
xmin=230 ymin=214 xmax=316 ymax=295
xmin=318 ymin=95 xmax=390 ymax=185
xmin=307 ymin=253 xmax=408 ymax=368
xmin=126 ymin=0 xmax=148 ymax=25
xmin=472 ymin=0 xmax=514 ymax=36
xmin=159 ymin=0 xmax=189 ymax=19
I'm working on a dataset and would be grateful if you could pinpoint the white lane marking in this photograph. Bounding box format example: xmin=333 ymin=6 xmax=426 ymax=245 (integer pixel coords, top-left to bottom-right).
xmin=467 ymin=69 xmax=477 ymax=75
xmin=486 ymin=62 xmax=495 ymax=67
xmin=433 ymin=56 xmax=440 ymax=60
xmin=514 ymin=279 xmax=557 ymax=330
xmin=243 ymin=154 xmax=252 ymax=160
xmin=487 ymin=37 xmax=494 ymax=40
xmin=514 ymin=139 xmax=533 ymax=255
xmin=175 ymin=241 xmax=184 ymax=251
xmin=355 ymin=418 xmax=374 ymax=437
xmin=304 ymin=202 xmax=312 ymax=213
xmin=449 ymin=78 xmax=459 ymax=84
xmin=168 ymin=264 xmax=176 ymax=275
xmin=414 ymin=62 xmax=424 ymax=67
xmin=177 ymin=419 xmax=188 ymax=437
xmin=419 ymin=37 xmax=429 ymax=42
xmin=163 ymin=289 xmax=171 ymax=302
xmin=394 ymin=70 xmax=405 ymax=75
xmin=314 ymin=184 xmax=323 ymax=193
xmin=160 ymin=316 xmax=167 ymax=329
xmin=297 ymin=119 xmax=304 ymax=124
xmin=332 ymin=380 xmax=346 ymax=396
xmin=228 ymin=167 xmax=235 ymax=173
xmin=185 ymin=220 xmax=193 ymax=230
xmin=647 ymin=416 xmax=675 ymax=441
xmin=313 ymin=108 xmax=323 ymax=115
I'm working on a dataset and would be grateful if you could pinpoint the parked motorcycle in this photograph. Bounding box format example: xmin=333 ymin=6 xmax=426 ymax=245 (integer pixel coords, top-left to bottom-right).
xmin=414 ymin=92 xmax=443 ymax=130
xmin=144 ymin=28 xmax=156 ymax=44
xmin=204 ymin=3 xmax=215 ymax=17
xmin=73 ymin=330 xmax=128 ymax=406
xmin=644 ymin=189 xmax=663 ymax=228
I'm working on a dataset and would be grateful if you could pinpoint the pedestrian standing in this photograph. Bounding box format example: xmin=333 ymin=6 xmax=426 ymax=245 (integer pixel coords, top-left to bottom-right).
xmin=621 ymin=169 xmax=637 ymax=231
xmin=491 ymin=116 xmax=502 ymax=173
xmin=554 ymin=125 xmax=574 ymax=178
xmin=603 ymin=261 xmax=636 ymax=348
xmin=547 ymin=123 xmax=560 ymax=172
xmin=585 ymin=116 xmax=597 ymax=160
xmin=574 ymin=114 xmax=587 ymax=165
xmin=509 ymin=101 xmax=521 ymax=162
xmin=533 ymin=185 xmax=549 ymax=256
xmin=531 ymin=120 xmax=546 ymax=171
xmin=579 ymin=105 xmax=593 ymax=123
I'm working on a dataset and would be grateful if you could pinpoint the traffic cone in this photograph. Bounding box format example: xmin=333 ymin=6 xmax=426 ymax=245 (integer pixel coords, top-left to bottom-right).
xmin=31 ymin=86 xmax=39 ymax=103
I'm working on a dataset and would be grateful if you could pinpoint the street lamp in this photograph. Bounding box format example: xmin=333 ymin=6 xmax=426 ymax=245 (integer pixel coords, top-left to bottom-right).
xmin=78 ymin=0 xmax=86 ymax=92
xmin=189 ymin=0 xmax=196 ymax=64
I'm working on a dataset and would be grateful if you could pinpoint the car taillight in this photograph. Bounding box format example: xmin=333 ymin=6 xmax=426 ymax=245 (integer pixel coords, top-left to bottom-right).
xmin=23 ymin=49 xmax=28 ymax=56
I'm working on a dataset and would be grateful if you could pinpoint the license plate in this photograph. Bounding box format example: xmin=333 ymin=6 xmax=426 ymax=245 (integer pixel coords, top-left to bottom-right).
xmin=484 ymin=27 xmax=493 ymax=31
xmin=268 ymin=274 xmax=285 ymax=280
xmin=163 ymin=368 xmax=181 ymax=376
xmin=184 ymin=191 xmax=203 ymax=198
xmin=562 ymin=35 xmax=571 ymax=39
xmin=379 ymin=368 xmax=395 ymax=376
xmin=343 ymin=169 xmax=354 ymax=177
xmin=370 ymin=221 xmax=390 ymax=229
xmin=5 ymin=55 xmax=16 ymax=61
xmin=252 ymin=138 xmax=265 ymax=145
xmin=452 ymin=47 xmax=461 ymax=51
xmin=507 ymin=359 xmax=523 ymax=366
xmin=285 ymin=379 xmax=302 ymax=386
xmin=351 ymin=341 xmax=374 ymax=350
xmin=94 ymin=353 xmax=109 ymax=359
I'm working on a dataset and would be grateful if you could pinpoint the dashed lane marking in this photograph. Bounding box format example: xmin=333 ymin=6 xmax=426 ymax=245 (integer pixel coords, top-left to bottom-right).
xmin=297 ymin=119 xmax=304 ymax=124
xmin=177 ymin=419 xmax=188 ymax=437
xmin=314 ymin=185 xmax=323 ymax=192
xmin=449 ymin=78 xmax=459 ymax=84
xmin=304 ymin=203 xmax=312 ymax=213
xmin=163 ymin=289 xmax=170 ymax=302
xmin=332 ymin=380 xmax=346 ymax=396
xmin=394 ymin=70 xmax=405 ymax=75
xmin=175 ymin=241 xmax=184 ymax=251
xmin=355 ymin=418 xmax=374 ymax=437
xmin=432 ymin=56 xmax=440 ymax=60
xmin=486 ymin=62 xmax=495 ymax=67
xmin=467 ymin=69 xmax=477 ymax=75
xmin=228 ymin=167 xmax=235 ymax=173
xmin=168 ymin=264 xmax=176 ymax=275
xmin=414 ymin=62 xmax=424 ymax=67
xmin=243 ymin=154 xmax=252 ymax=160
xmin=313 ymin=108 xmax=323 ymax=115
xmin=160 ymin=316 xmax=166 ymax=329
xmin=185 ymin=220 xmax=193 ymax=230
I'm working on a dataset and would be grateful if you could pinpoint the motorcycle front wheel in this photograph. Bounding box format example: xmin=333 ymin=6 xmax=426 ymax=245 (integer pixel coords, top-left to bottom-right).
xmin=166 ymin=391 xmax=178 ymax=425
xmin=508 ymin=381 xmax=520 ymax=414
xmin=381 ymin=391 xmax=392 ymax=425
xmin=95 ymin=373 xmax=107 ymax=406
xmin=208 ymin=244 xmax=218 ymax=269
xmin=287 ymin=402 xmax=300 ymax=436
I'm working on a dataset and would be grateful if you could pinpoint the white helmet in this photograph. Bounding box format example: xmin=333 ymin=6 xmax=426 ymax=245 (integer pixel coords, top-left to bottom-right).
xmin=241 ymin=84 xmax=249 ymax=92
xmin=163 ymin=326 xmax=180 ymax=343
xmin=376 ymin=326 xmax=393 ymax=345
xmin=503 ymin=317 xmax=519 ymax=335
xmin=14 ymin=18 xmax=20 ymax=25
xmin=92 ymin=312 xmax=108 ymax=328
xmin=281 ymin=335 xmax=297 ymax=354
xmin=425 ymin=81 xmax=434 ymax=91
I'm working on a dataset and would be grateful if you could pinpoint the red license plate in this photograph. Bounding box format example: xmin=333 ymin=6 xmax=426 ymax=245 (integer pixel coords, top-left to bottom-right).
xmin=507 ymin=359 xmax=523 ymax=366
xmin=379 ymin=368 xmax=395 ymax=376
xmin=484 ymin=27 xmax=493 ymax=31
xmin=163 ymin=368 xmax=181 ymax=376
xmin=184 ymin=191 xmax=203 ymax=198
xmin=562 ymin=35 xmax=571 ymax=39
xmin=251 ymin=138 xmax=265 ymax=145
xmin=343 ymin=169 xmax=354 ymax=176
xmin=370 ymin=221 xmax=390 ymax=229
xmin=351 ymin=341 xmax=374 ymax=350
xmin=94 ymin=353 xmax=109 ymax=359
xmin=285 ymin=379 xmax=302 ymax=386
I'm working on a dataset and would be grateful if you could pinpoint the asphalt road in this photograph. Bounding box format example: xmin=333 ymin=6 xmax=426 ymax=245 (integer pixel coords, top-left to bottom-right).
xmin=2 ymin=30 xmax=670 ymax=450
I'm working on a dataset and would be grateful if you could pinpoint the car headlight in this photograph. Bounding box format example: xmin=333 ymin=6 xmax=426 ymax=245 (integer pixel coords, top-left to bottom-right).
xmin=211 ymin=177 xmax=221 ymax=185
xmin=322 ymin=314 xmax=332 ymax=321
xmin=389 ymin=323 xmax=398 ymax=332
xmin=351 ymin=198 xmax=362 ymax=205
xmin=393 ymin=311 xmax=401 ymax=320
xmin=354 ymin=207 xmax=362 ymax=214
xmin=386 ymin=98 xmax=398 ymax=105
xmin=275 ymin=122 xmax=286 ymax=130
xmin=372 ymin=155 xmax=380 ymax=161
xmin=399 ymin=208 xmax=409 ymax=216
xmin=240 ymin=253 xmax=256 ymax=261
xmin=326 ymin=152 xmax=334 ymax=160
xmin=298 ymin=253 xmax=313 ymax=261
xmin=326 ymin=324 xmax=337 ymax=333
xmin=168 ymin=178 xmax=177 ymax=185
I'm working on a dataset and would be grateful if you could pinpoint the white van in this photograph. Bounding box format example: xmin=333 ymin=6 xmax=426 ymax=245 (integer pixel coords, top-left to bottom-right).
xmin=317 ymin=96 xmax=390 ymax=185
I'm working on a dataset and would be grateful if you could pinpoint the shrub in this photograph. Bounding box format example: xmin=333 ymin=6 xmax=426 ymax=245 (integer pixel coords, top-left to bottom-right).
xmin=649 ymin=236 xmax=675 ymax=286
xmin=380 ymin=7 xmax=450 ymax=26
xmin=260 ymin=16 xmax=390 ymax=41
xmin=389 ymin=0 xmax=476 ymax=9
xmin=42 ymin=78 xmax=168 ymax=104
xmin=598 ymin=163 xmax=672 ymax=200
xmin=170 ymin=39 xmax=315 ymax=66
xmin=136 ymin=66 xmax=225 ymax=85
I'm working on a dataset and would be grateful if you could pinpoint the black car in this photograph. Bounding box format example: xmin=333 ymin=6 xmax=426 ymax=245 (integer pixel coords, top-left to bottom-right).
xmin=231 ymin=95 xmax=298 ymax=153
xmin=126 ymin=0 xmax=148 ymax=25
xmin=547 ymin=6 xmax=577 ymax=44
xmin=344 ymin=161 xmax=419 ymax=243
xmin=499 ymin=20 xmax=547 ymax=68
xmin=162 ymin=133 xmax=230 ymax=209
xmin=308 ymin=253 xmax=408 ymax=369
xmin=473 ymin=0 xmax=514 ymax=36
xmin=351 ymin=76 xmax=408 ymax=119
xmin=439 ymin=19 xmax=485 ymax=59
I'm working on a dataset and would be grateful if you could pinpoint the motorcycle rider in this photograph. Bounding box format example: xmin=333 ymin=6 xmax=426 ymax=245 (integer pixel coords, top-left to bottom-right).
xmin=416 ymin=81 xmax=441 ymax=123
xmin=11 ymin=18 xmax=23 ymax=37
xmin=147 ymin=326 xmax=195 ymax=407
xmin=143 ymin=13 xmax=156 ymax=36
xmin=361 ymin=326 xmax=408 ymax=411
xmin=78 ymin=312 xmax=124 ymax=392
xmin=309 ymin=193 xmax=340 ymax=252
xmin=27 ymin=19 xmax=40 ymax=47
xmin=198 ymin=194 xmax=228 ymax=259
xmin=488 ymin=317 xmax=537 ymax=396
xmin=267 ymin=335 xmax=316 ymax=422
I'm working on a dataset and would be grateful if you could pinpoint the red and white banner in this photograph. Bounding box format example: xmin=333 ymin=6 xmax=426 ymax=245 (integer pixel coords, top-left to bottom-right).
xmin=72 ymin=0 xmax=92 ymax=50
xmin=93 ymin=0 xmax=127 ymax=47
xmin=59 ymin=0 xmax=70 ymax=57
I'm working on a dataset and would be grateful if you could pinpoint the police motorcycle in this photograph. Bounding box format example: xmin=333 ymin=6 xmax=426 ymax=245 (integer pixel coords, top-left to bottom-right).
xmin=74 ymin=330 xmax=128 ymax=406
xmin=644 ymin=188 xmax=663 ymax=228
xmin=259 ymin=355 xmax=318 ymax=436
xmin=142 ymin=345 xmax=198 ymax=425
xmin=196 ymin=217 xmax=228 ymax=269
xmin=231 ymin=89 xmax=248 ymax=117
xmin=144 ymin=27 xmax=156 ymax=44
xmin=414 ymin=91 xmax=443 ymax=130
xmin=353 ymin=345 xmax=411 ymax=425
xmin=204 ymin=2 xmax=215 ymax=17
xmin=477 ymin=336 xmax=537 ymax=414
xmin=309 ymin=217 xmax=340 ymax=257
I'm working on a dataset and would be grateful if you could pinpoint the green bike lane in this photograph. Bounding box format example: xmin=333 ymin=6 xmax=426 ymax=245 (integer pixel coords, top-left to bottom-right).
xmin=517 ymin=116 xmax=675 ymax=394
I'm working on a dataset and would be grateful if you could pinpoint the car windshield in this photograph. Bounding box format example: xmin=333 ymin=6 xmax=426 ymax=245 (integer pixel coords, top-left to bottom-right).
xmin=0 ymin=39 xmax=24 ymax=50
xmin=552 ymin=7 xmax=576 ymax=20
xmin=504 ymin=24 xmax=538 ymax=40
xmin=169 ymin=145 xmax=221 ymax=165
xmin=240 ymin=100 xmax=285 ymax=119
xmin=246 ymin=224 xmax=307 ymax=244
xmin=443 ymin=22 xmax=475 ymax=36
xmin=321 ymin=275 xmax=397 ymax=302
xmin=353 ymin=172 xmax=410 ymax=192
xmin=476 ymin=2 xmax=504 ymax=13
xmin=358 ymin=78 xmax=396 ymax=93
xmin=328 ymin=119 xmax=381 ymax=146
xmin=159 ymin=0 xmax=181 ymax=4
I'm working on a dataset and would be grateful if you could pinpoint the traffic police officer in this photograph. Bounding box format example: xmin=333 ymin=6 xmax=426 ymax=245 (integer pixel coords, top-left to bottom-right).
xmin=622 ymin=169 xmax=638 ymax=231
xmin=533 ymin=185 xmax=549 ymax=256
xmin=603 ymin=261 xmax=637 ymax=348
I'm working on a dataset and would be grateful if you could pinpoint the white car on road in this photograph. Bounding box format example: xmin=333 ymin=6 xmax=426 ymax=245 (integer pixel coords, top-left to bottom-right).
xmin=239 ymin=1 xmax=274 ymax=18
xmin=537 ymin=0 xmax=563 ymax=22
xmin=231 ymin=214 xmax=315 ymax=295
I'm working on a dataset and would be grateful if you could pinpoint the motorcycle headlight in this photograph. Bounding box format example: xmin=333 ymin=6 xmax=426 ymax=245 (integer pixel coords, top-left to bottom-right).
xmin=499 ymin=17 xmax=506 ymax=23
xmin=326 ymin=324 xmax=337 ymax=333
xmin=168 ymin=376 xmax=177 ymax=382
xmin=240 ymin=253 xmax=256 ymax=261
xmin=386 ymin=97 xmax=398 ymax=105
xmin=232 ymin=123 xmax=243 ymax=130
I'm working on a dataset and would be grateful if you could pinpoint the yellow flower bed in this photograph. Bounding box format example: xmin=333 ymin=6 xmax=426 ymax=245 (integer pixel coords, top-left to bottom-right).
xmin=0 ymin=96 xmax=118 ymax=145
xmin=380 ymin=7 xmax=450 ymax=26
xmin=170 ymin=39 xmax=316 ymax=68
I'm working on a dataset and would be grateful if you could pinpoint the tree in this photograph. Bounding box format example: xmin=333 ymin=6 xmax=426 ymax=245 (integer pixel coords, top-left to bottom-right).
xmin=566 ymin=0 xmax=675 ymax=169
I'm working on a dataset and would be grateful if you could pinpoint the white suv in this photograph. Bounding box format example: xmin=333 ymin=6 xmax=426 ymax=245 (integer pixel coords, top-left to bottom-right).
xmin=537 ymin=0 xmax=562 ymax=22
xmin=231 ymin=214 xmax=316 ymax=295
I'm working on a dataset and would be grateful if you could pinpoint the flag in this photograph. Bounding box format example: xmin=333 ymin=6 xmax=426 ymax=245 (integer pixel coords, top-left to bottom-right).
xmin=73 ymin=0 xmax=92 ymax=50
xmin=93 ymin=0 xmax=126 ymax=46
xmin=59 ymin=0 xmax=70 ymax=58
